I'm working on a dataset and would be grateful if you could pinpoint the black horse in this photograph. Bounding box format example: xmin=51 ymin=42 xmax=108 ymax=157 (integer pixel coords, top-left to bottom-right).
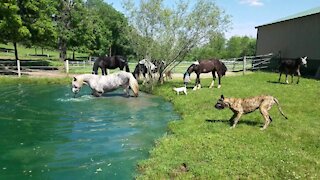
xmin=132 ymin=59 xmax=157 ymax=84
xmin=278 ymin=56 xmax=307 ymax=84
xmin=92 ymin=55 xmax=130 ymax=75
xmin=183 ymin=59 xmax=227 ymax=90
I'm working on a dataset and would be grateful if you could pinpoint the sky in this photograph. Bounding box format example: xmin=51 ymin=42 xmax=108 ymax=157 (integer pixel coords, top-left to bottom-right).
xmin=104 ymin=0 xmax=320 ymax=39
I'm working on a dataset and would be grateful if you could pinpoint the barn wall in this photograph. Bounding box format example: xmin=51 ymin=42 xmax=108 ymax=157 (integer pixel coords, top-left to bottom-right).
xmin=256 ymin=13 xmax=320 ymax=75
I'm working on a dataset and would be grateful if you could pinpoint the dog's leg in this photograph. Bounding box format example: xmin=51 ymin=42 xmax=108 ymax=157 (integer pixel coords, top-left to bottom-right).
xmin=229 ymin=113 xmax=237 ymax=126
xmin=231 ymin=112 xmax=243 ymax=128
xmin=260 ymin=103 xmax=272 ymax=130
xmin=184 ymin=89 xmax=187 ymax=95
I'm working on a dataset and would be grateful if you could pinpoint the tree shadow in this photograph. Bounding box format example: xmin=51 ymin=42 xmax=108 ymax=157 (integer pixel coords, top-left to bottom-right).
xmin=205 ymin=119 xmax=261 ymax=127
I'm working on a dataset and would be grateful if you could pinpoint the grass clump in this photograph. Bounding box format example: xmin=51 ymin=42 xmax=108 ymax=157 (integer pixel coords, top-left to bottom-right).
xmin=137 ymin=72 xmax=320 ymax=179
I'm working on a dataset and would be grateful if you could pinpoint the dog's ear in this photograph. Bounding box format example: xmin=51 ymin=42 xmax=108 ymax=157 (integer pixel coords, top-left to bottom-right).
xmin=73 ymin=77 xmax=77 ymax=81
xmin=221 ymin=95 xmax=224 ymax=99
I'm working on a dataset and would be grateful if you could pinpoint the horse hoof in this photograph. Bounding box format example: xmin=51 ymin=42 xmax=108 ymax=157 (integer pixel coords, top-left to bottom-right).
xmin=217 ymin=85 xmax=221 ymax=88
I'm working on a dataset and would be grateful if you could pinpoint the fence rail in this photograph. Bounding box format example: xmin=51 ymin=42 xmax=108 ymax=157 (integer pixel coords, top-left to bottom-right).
xmin=0 ymin=53 xmax=274 ymax=76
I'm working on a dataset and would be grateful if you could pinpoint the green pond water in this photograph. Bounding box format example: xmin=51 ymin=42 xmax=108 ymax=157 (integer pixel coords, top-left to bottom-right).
xmin=0 ymin=84 xmax=179 ymax=179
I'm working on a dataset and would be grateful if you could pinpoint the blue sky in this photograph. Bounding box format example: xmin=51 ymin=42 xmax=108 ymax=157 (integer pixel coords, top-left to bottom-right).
xmin=104 ymin=0 xmax=320 ymax=39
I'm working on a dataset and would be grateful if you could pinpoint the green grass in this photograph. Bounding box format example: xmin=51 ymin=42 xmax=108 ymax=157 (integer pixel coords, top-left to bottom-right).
xmin=0 ymin=43 xmax=88 ymax=61
xmin=137 ymin=72 xmax=320 ymax=179
xmin=0 ymin=75 xmax=70 ymax=84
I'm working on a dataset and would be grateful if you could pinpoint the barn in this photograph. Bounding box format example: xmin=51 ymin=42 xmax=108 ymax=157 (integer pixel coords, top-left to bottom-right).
xmin=255 ymin=7 xmax=320 ymax=76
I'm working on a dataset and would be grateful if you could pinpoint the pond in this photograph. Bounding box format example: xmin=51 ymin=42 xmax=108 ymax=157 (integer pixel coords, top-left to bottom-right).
xmin=0 ymin=83 xmax=179 ymax=179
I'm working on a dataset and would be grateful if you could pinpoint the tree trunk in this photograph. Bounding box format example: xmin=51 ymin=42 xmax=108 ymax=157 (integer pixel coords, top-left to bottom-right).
xmin=59 ymin=38 xmax=67 ymax=61
xmin=13 ymin=42 xmax=21 ymax=77
xmin=72 ymin=50 xmax=75 ymax=61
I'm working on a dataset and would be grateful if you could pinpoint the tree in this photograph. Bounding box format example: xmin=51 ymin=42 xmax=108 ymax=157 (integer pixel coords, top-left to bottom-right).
xmin=123 ymin=0 xmax=230 ymax=82
xmin=225 ymin=36 xmax=256 ymax=58
xmin=0 ymin=0 xmax=56 ymax=76
xmin=21 ymin=0 xmax=58 ymax=54
xmin=186 ymin=33 xmax=227 ymax=61
xmin=86 ymin=0 xmax=131 ymax=56
xmin=0 ymin=0 xmax=31 ymax=60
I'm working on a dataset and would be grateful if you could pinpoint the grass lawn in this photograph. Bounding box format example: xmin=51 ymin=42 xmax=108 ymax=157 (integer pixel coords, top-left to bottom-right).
xmin=137 ymin=72 xmax=320 ymax=179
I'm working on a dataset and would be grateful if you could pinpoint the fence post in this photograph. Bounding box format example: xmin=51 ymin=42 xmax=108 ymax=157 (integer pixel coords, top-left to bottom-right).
xmin=243 ymin=56 xmax=246 ymax=75
xmin=65 ymin=60 xmax=69 ymax=74
xmin=17 ymin=59 xmax=21 ymax=77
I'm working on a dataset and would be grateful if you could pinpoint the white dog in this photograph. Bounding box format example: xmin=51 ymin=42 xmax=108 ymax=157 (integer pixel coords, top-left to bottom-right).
xmin=173 ymin=86 xmax=187 ymax=95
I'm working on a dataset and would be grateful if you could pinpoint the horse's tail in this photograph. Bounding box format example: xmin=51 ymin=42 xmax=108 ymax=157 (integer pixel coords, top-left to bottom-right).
xmin=273 ymin=97 xmax=288 ymax=119
xmin=219 ymin=61 xmax=228 ymax=76
xmin=92 ymin=58 xmax=100 ymax=74
xmin=129 ymin=73 xmax=139 ymax=97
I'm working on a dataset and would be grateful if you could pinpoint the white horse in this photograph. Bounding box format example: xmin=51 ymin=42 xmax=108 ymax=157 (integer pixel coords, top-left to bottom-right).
xmin=72 ymin=71 xmax=139 ymax=97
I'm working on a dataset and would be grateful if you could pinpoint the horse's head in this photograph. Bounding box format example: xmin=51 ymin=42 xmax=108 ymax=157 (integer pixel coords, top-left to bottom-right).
xmin=72 ymin=76 xmax=84 ymax=94
xmin=183 ymin=72 xmax=191 ymax=84
xmin=301 ymin=56 xmax=307 ymax=67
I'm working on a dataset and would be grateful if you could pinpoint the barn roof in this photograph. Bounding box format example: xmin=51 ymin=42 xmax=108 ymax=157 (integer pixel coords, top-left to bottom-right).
xmin=256 ymin=6 xmax=320 ymax=28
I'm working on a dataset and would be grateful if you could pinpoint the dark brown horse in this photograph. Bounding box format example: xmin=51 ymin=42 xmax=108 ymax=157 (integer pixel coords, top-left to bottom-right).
xmin=183 ymin=59 xmax=227 ymax=90
xmin=92 ymin=55 xmax=130 ymax=75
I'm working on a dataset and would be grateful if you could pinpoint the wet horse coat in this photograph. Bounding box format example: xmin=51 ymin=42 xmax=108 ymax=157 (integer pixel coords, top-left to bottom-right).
xmin=184 ymin=59 xmax=227 ymax=90
xmin=72 ymin=71 xmax=139 ymax=97
xmin=92 ymin=55 xmax=130 ymax=75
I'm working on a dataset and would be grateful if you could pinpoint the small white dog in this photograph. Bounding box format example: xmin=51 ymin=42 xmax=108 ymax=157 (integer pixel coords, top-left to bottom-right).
xmin=173 ymin=85 xmax=187 ymax=95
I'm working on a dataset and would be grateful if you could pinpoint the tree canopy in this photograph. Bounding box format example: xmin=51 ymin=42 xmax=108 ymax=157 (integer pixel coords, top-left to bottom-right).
xmin=123 ymin=0 xmax=231 ymax=81
xmin=1 ymin=0 xmax=256 ymax=67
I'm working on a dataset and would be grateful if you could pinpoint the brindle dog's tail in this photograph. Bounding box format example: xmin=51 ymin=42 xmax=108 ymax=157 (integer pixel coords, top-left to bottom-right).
xmin=273 ymin=97 xmax=288 ymax=119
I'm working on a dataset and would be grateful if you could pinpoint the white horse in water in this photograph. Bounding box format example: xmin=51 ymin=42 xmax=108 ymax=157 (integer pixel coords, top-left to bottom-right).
xmin=72 ymin=71 xmax=139 ymax=97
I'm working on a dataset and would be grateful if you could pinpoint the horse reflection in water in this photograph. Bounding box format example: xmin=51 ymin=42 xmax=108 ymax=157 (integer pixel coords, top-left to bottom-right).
xmin=92 ymin=55 xmax=130 ymax=75
xmin=72 ymin=71 xmax=139 ymax=97
xmin=183 ymin=59 xmax=227 ymax=90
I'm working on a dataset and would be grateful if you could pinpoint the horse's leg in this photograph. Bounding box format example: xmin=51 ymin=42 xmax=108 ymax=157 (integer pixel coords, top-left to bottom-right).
xmin=217 ymin=75 xmax=222 ymax=88
xmin=142 ymin=73 xmax=147 ymax=85
xmin=101 ymin=68 xmax=105 ymax=76
xmin=285 ymin=73 xmax=289 ymax=84
xmin=209 ymin=71 xmax=216 ymax=88
xmin=278 ymin=72 xmax=282 ymax=82
xmin=291 ymin=74 xmax=294 ymax=84
xmin=193 ymin=73 xmax=201 ymax=90
xmin=197 ymin=74 xmax=201 ymax=89
xmin=296 ymin=70 xmax=301 ymax=84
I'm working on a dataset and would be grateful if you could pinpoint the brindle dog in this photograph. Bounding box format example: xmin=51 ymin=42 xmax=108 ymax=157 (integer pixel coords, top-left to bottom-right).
xmin=214 ymin=95 xmax=288 ymax=130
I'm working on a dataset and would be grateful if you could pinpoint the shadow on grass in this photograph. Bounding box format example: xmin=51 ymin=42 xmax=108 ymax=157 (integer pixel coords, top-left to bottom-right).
xmin=266 ymin=80 xmax=289 ymax=84
xmin=205 ymin=119 xmax=261 ymax=127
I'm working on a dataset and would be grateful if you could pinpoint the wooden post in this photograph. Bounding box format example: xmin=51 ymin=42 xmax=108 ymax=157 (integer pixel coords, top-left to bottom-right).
xmin=17 ymin=59 xmax=21 ymax=77
xmin=65 ymin=59 xmax=69 ymax=74
xmin=243 ymin=56 xmax=246 ymax=75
